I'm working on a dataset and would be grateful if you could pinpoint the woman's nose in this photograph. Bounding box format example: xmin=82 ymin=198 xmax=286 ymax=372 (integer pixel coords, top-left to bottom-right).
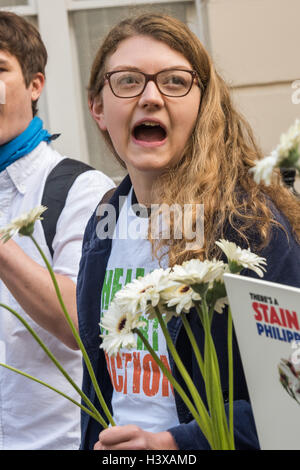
xmin=138 ymin=80 xmax=164 ymax=108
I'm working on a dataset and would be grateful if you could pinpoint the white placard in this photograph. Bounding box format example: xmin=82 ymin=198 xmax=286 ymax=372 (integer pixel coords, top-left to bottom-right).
xmin=224 ymin=273 xmax=300 ymax=450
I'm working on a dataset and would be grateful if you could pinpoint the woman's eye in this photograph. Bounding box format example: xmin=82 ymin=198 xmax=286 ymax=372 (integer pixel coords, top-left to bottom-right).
xmin=118 ymin=75 xmax=141 ymax=86
xmin=171 ymin=76 xmax=184 ymax=84
xmin=163 ymin=75 xmax=186 ymax=87
xmin=121 ymin=76 xmax=135 ymax=84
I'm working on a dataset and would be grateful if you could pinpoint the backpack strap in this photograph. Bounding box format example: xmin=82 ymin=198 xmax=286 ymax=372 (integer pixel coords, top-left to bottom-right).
xmin=41 ymin=158 xmax=94 ymax=258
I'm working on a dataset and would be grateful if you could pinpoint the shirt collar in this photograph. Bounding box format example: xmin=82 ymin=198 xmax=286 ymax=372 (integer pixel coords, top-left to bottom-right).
xmin=1 ymin=142 xmax=47 ymax=195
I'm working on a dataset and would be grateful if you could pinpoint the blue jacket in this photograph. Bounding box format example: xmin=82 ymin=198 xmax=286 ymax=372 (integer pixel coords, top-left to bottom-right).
xmin=77 ymin=175 xmax=300 ymax=450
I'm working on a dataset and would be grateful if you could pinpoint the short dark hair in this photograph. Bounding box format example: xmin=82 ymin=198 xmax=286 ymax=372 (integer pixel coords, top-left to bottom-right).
xmin=0 ymin=11 xmax=47 ymax=116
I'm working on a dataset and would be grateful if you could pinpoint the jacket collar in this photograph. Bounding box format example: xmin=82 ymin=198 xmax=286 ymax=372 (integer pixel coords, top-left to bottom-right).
xmin=108 ymin=173 xmax=132 ymax=208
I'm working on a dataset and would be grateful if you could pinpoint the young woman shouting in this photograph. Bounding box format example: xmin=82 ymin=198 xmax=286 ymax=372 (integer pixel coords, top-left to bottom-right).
xmin=77 ymin=13 xmax=300 ymax=450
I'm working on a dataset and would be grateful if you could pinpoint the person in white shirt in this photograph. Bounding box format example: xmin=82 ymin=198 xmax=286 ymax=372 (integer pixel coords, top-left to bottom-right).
xmin=0 ymin=11 xmax=114 ymax=449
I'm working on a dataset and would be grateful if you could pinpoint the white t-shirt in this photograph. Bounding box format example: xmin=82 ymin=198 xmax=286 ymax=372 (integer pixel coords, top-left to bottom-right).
xmin=101 ymin=188 xmax=180 ymax=432
xmin=0 ymin=142 xmax=115 ymax=450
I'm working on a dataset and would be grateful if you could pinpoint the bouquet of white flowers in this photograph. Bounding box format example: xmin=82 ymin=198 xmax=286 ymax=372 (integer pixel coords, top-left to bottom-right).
xmin=100 ymin=239 xmax=267 ymax=450
xmin=0 ymin=207 xmax=267 ymax=450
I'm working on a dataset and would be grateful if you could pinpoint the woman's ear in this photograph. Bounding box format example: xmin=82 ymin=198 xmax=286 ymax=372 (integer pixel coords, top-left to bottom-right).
xmin=89 ymin=96 xmax=107 ymax=131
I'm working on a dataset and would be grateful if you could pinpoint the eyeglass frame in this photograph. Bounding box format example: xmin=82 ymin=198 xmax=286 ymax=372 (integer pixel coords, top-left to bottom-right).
xmin=103 ymin=68 xmax=203 ymax=98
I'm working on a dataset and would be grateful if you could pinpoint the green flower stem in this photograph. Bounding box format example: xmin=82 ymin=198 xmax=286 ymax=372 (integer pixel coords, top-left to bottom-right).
xmin=30 ymin=235 xmax=115 ymax=427
xmin=0 ymin=302 xmax=105 ymax=427
xmin=207 ymin=303 xmax=235 ymax=449
xmin=181 ymin=313 xmax=204 ymax=377
xmin=200 ymin=301 xmax=222 ymax=449
xmin=208 ymin=304 xmax=215 ymax=327
xmin=154 ymin=307 xmax=213 ymax=440
xmin=133 ymin=328 xmax=214 ymax=448
xmin=207 ymin=299 xmax=225 ymax=444
xmin=228 ymin=307 xmax=234 ymax=448
xmin=205 ymin=311 xmax=231 ymax=449
xmin=197 ymin=301 xmax=231 ymax=449
xmin=0 ymin=362 xmax=107 ymax=428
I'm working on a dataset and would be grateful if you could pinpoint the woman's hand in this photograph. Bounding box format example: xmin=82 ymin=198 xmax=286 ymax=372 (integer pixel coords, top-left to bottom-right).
xmin=93 ymin=425 xmax=178 ymax=450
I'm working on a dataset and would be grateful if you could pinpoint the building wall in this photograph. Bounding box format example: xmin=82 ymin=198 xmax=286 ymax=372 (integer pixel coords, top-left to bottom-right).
xmin=205 ymin=0 xmax=300 ymax=188
xmin=1 ymin=0 xmax=299 ymax=189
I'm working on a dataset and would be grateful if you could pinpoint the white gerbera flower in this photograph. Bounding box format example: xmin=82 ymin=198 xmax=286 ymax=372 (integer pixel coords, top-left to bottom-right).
xmin=160 ymin=282 xmax=201 ymax=315
xmin=215 ymin=239 xmax=267 ymax=277
xmin=277 ymin=119 xmax=300 ymax=160
xmin=0 ymin=205 xmax=47 ymax=242
xmin=159 ymin=259 xmax=228 ymax=318
xmin=250 ymin=120 xmax=300 ymax=186
xmin=249 ymin=151 xmax=279 ymax=186
xmin=170 ymin=259 xmax=226 ymax=286
xmin=114 ymin=268 xmax=175 ymax=316
xmin=100 ymin=300 xmax=146 ymax=356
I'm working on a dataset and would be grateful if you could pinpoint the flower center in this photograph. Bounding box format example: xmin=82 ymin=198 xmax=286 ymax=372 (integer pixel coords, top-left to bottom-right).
xmin=139 ymin=285 xmax=153 ymax=294
xmin=179 ymin=285 xmax=190 ymax=294
xmin=117 ymin=315 xmax=127 ymax=332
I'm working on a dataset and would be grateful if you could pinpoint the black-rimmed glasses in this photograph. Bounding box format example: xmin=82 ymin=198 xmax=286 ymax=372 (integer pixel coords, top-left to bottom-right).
xmin=104 ymin=69 xmax=201 ymax=98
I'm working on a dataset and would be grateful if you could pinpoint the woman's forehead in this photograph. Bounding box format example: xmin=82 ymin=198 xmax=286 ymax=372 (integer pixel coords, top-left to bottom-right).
xmin=105 ymin=35 xmax=193 ymax=72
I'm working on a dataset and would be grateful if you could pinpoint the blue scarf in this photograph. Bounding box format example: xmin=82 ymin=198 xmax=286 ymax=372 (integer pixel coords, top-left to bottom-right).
xmin=0 ymin=117 xmax=56 ymax=173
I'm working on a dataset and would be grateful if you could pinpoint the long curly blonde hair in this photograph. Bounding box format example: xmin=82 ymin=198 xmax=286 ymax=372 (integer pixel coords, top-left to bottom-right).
xmin=88 ymin=13 xmax=300 ymax=266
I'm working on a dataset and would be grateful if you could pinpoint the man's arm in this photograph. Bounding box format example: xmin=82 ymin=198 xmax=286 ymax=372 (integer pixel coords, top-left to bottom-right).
xmin=0 ymin=238 xmax=79 ymax=349
xmin=0 ymin=169 xmax=115 ymax=350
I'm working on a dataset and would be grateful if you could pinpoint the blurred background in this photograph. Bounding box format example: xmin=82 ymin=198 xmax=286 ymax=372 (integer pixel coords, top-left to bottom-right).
xmin=1 ymin=0 xmax=299 ymax=187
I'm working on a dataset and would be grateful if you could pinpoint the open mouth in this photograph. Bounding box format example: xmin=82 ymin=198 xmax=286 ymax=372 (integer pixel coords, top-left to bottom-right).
xmin=133 ymin=121 xmax=167 ymax=143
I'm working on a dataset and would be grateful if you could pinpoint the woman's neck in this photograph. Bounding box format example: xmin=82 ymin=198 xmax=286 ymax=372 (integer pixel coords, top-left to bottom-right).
xmin=128 ymin=170 xmax=158 ymax=207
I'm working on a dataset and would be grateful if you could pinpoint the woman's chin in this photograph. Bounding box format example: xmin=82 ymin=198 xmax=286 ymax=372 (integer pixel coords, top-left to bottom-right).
xmin=126 ymin=159 xmax=170 ymax=176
